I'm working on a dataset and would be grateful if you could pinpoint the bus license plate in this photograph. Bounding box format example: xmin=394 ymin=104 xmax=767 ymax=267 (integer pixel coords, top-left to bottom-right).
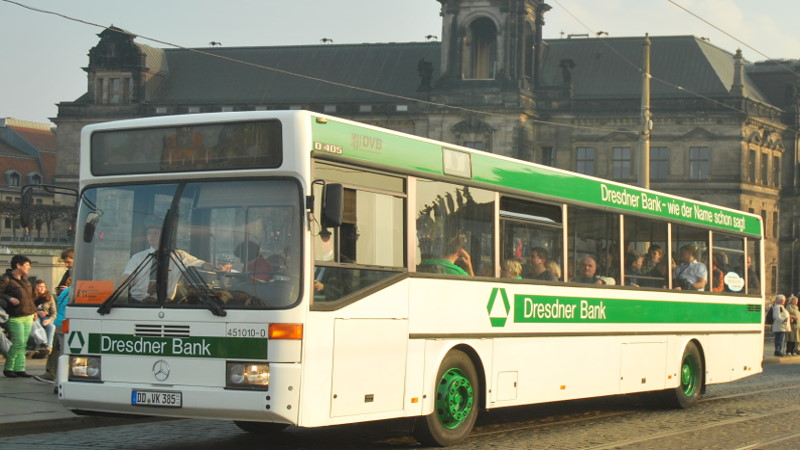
xmin=131 ymin=390 xmax=182 ymax=408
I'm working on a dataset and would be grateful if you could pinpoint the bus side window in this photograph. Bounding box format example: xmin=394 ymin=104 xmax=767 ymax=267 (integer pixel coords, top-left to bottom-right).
xmin=416 ymin=179 xmax=495 ymax=277
xmin=623 ymin=215 xmax=668 ymax=289
xmin=499 ymin=197 xmax=563 ymax=282
xmin=568 ymin=207 xmax=620 ymax=286
xmin=672 ymin=225 xmax=710 ymax=292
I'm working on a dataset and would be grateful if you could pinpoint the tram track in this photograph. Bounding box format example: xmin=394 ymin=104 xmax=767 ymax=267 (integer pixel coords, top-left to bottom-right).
xmin=581 ymin=405 xmax=800 ymax=449
xmin=463 ymin=383 xmax=800 ymax=447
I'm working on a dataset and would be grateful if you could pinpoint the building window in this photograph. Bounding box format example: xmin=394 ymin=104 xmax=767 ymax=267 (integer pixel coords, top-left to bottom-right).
xmin=289 ymin=105 xmax=303 ymax=110
xmin=155 ymin=107 xmax=168 ymax=114
xmin=463 ymin=17 xmax=498 ymax=79
xmin=612 ymin=146 xmax=632 ymax=180
xmin=761 ymin=153 xmax=769 ymax=186
xmin=359 ymin=105 xmax=373 ymax=113
xmin=541 ymin=146 xmax=555 ymax=167
xmin=396 ymin=105 xmax=408 ymax=112
xmin=650 ymin=146 xmax=669 ymax=180
xmin=255 ymin=106 xmax=268 ymax=111
xmin=8 ymin=173 xmax=20 ymax=187
xmin=109 ymin=78 xmax=122 ymax=104
xmin=464 ymin=141 xmax=485 ymax=150
xmin=35 ymin=199 xmax=43 ymax=205
xmin=689 ymin=147 xmax=709 ymax=180
xmin=773 ymin=211 xmax=779 ymax=238
xmin=188 ymin=106 xmax=201 ymax=113
xmin=773 ymin=156 xmax=781 ymax=187
xmin=221 ymin=106 xmax=234 ymax=112
xmin=324 ymin=105 xmax=337 ymax=113
xmin=576 ymin=147 xmax=595 ymax=175
xmin=748 ymin=150 xmax=756 ymax=183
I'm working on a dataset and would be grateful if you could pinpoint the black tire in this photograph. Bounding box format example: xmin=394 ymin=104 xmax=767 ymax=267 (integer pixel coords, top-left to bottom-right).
xmin=233 ymin=420 xmax=288 ymax=434
xmin=413 ymin=350 xmax=480 ymax=447
xmin=662 ymin=342 xmax=704 ymax=409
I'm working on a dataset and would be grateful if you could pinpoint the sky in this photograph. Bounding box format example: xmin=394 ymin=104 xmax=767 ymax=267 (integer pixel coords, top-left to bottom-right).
xmin=1 ymin=0 xmax=798 ymax=125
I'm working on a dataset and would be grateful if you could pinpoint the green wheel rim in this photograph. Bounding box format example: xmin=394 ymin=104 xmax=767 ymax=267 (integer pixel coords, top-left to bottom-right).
xmin=434 ymin=367 xmax=475 ymax=430
xmin=680 ymin=352 xmax=699 ymax=397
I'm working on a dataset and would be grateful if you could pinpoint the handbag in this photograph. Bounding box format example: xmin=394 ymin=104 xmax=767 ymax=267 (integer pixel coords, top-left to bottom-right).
xmin=30 ymin=319 xmax=47 ymax=347
xmin=0 ymin=330 xmax=11 ymax=356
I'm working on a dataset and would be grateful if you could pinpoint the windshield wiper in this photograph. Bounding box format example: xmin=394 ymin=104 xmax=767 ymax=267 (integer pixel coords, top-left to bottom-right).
xmin=97 ymin=252 xmax=154 ymax=315
xmin=173 ymin=252 xmax=227 ymax=317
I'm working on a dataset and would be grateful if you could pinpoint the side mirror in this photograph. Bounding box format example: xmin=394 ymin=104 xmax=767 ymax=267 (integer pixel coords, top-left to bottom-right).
xmin=20 ymin=186 xmax=33 ymax=229
xmin=321 ymin=183 xmax=343 ymax=229
xmin=83 ymin=212 xmax=101 ymax=243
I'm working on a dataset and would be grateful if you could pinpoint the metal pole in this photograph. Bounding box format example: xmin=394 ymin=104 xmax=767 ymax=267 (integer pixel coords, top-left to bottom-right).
xmin=639 ymin=34 xmax=652 ymax=189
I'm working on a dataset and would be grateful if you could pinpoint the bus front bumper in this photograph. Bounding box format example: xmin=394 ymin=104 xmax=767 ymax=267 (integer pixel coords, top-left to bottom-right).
xmin=57 ymin=357 xmax=301 ymax=424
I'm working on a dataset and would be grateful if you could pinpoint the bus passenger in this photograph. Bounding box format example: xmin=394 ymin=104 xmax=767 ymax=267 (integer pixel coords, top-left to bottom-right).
xmin=673 ymin=245 xmax=707 ymax=291
xmin=421 ymin=234 xmax=474 ymax=276
xmin=640 ymin=258 xmax=672 ymax=289
xmin=641 ymin=245 xmax=663 ymax=274
xmin=502 ymin=259 xmax=522 ymax=279
xmin=527 ymin=247 xmax=558 ymax=282
xmin=234 ymin=241 xmax=273 ymax=281
xmin=548 ymin=260 xmax=562 ymax=280
xmin=625 ymin=250 xmax=644 ymax=287
xmin=571 ymin=256 xmax=610 ymax=285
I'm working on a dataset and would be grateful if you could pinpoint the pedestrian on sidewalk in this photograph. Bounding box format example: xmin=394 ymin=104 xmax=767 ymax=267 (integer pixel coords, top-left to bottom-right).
xmin=787 ymin=295 xmax=800 ymax=356
xmin=0 ymin=255 xmax=35 ymax=377
xmin=771 ymin=294 xmax=791 ymax=357
xmin=32 ymin=280 xmax=56 ymax=357
xmin=37 ymin=248 xmax=73 ymax=384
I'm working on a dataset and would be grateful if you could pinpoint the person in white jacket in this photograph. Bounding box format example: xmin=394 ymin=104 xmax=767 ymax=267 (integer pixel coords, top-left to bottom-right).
xmin=772 ymin=294 xmax=791 ymax=357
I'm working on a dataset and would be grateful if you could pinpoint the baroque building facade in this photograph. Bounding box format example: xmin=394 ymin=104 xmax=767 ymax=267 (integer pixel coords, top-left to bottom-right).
xmin=52 ymin=0 xmax=799 ymax=295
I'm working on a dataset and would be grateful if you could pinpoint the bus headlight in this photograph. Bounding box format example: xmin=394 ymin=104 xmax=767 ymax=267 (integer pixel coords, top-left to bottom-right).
xmin=226 ymin=361 xmax=269 ymax=389
xmin=69 ymin=356 xmax=101 ymax=381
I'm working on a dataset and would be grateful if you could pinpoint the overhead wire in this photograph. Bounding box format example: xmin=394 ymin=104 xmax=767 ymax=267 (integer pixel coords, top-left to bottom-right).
xmin=1 ymin=0 xmax=637 ymax=137
xmin=5 ymin=0 xmax=794 ymax=139
xmin=551 ymin=0 xmax=786 ymax=121
xmin=666 ymin=0 xmax=800 ymax=79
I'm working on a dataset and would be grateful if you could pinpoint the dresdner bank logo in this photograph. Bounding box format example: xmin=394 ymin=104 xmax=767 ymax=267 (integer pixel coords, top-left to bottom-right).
xmin=487 ymin=288 xmax=607 ymax=327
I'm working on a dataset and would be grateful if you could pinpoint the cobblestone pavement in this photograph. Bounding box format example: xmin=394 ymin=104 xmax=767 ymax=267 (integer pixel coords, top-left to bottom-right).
xmin=5 ymin=363 xmax=800 ymax=450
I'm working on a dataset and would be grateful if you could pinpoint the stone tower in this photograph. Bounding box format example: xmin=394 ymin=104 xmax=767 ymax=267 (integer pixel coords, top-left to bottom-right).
xmin=431 ymin=0 xmax=550 ymax=159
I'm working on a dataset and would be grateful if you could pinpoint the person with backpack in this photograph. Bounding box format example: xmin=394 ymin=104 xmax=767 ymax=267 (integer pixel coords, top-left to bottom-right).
xmin=771 ymin=294 xmax=791 ymax=357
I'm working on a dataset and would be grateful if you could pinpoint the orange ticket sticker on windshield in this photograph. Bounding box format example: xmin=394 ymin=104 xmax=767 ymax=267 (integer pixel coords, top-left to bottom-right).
xmin=74 ymin=280 xmax=115 ymax=304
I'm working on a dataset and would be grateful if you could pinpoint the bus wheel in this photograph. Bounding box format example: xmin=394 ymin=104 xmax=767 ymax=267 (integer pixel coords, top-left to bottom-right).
xmin=413 ymin=350 xmax=479 ymax=447
xmin=664 ymin=342 xmax=703 ymax=409
xmin=233 ymin=420 xmax=288 ymax=434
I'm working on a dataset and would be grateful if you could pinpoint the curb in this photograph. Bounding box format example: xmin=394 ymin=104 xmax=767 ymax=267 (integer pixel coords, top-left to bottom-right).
xmin=0 ymin=413 xmax=170 ymax=437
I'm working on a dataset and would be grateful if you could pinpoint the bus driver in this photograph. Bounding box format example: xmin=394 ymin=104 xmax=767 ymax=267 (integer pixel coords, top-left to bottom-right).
xmin=115 ymin=222 xmax=216 ymax=302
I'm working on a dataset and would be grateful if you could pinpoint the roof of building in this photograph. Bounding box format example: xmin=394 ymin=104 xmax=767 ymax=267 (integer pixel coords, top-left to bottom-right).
xmin=539 ymin=35 xmax=769 ymax=102
xmin=0 ymin=119 xmax=56 ymax=185
xmin=72 ymin=34 xmax=782 ymax=110
xmin=149 ymin=42 xmax=441 ymax=105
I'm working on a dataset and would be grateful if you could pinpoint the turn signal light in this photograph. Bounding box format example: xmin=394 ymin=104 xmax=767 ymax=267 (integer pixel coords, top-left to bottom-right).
xmin=269 ymin=323 xmax=303 ymax=340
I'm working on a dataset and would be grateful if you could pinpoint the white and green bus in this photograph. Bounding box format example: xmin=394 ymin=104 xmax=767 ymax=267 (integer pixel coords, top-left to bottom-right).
xmin=59 ymin=110 xmax=764 ymax=446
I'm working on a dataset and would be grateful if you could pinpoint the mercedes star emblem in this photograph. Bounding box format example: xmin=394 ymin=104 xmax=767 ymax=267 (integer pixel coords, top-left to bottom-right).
xmin=152 ymin=360 xmax=170 ymax=381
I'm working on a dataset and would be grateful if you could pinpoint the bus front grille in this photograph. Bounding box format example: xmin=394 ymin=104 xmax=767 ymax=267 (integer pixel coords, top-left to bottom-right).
xmin=135 ymin=324 xmax=191 ymax=338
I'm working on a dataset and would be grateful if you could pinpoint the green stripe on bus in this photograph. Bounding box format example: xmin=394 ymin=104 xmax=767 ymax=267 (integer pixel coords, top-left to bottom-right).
xmin=87 ymin=333 xmax=268 ymax=359
xmin=310 ymin=117 xmax=761 ymax=237
xmin=511 ymin=295 xmax=761 ymax=324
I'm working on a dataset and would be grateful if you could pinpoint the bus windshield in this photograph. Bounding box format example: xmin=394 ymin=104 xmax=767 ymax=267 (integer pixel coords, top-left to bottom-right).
xmin=73 ymin=179 xmax=302 ymax=310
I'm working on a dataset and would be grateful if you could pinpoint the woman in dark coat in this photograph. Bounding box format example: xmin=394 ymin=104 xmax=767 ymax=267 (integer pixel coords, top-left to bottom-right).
xmin=1 ymin=255 xmax=35 ymax=378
